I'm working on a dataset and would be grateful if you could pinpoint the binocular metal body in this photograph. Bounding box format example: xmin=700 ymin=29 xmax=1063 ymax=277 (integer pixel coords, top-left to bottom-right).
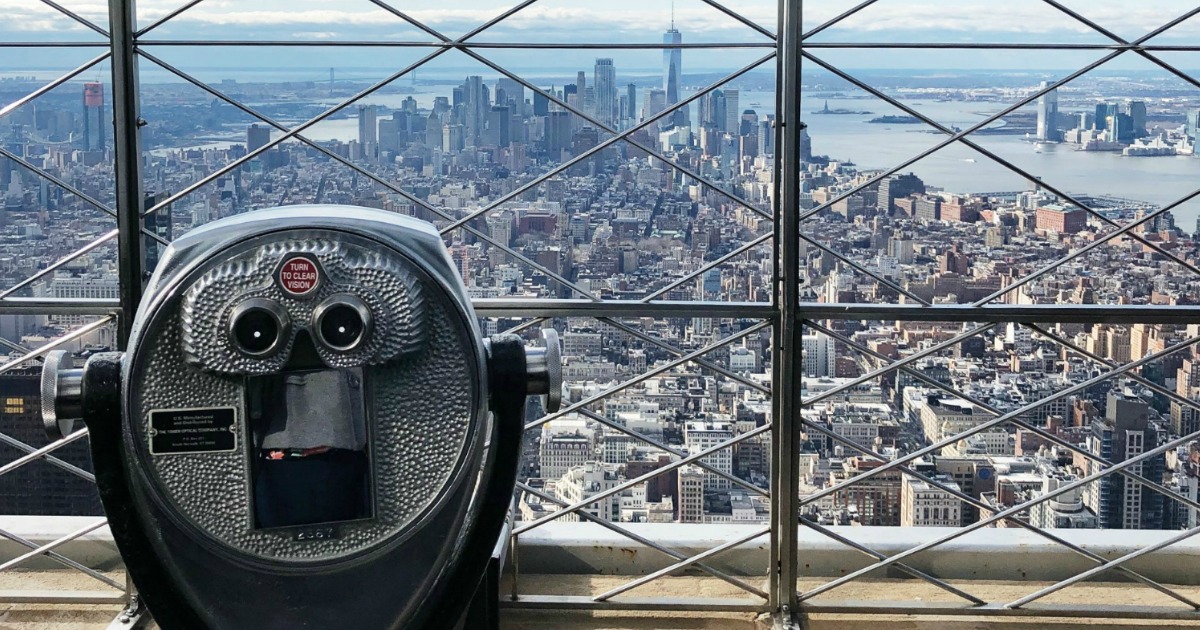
xmin=40 ymin=206 xmax=559 ymax=629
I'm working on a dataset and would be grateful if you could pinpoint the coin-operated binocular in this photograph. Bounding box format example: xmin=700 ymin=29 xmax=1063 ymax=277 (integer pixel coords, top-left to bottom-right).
xmin=39 ymin=206 xmax=560 ymax=629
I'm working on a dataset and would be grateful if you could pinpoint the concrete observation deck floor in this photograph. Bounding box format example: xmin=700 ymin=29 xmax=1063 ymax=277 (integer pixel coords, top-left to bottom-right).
xmin=5 ymin=572 xmax=1200 ymax=628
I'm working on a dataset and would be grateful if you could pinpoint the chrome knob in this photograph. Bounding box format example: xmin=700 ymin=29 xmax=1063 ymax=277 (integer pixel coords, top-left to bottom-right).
xmin=41 ymin=350 xmax=84 ymax=440
xmin=526 ymin=328 xmax=562 ymax=413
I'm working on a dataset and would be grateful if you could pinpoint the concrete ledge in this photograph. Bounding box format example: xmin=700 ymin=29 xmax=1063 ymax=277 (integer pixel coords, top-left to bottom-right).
xmin=0 ymin=516 xmax=120 ymax=571
xmin=11 ymin=517 xmax=1200 ymax=587
xmin=515 ymin=523 xmax=1200 ymax=584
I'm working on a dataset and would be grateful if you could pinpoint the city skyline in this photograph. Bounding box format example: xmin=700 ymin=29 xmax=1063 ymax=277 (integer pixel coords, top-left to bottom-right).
xmin=8 ymin=0 xmax=1200 ymax=534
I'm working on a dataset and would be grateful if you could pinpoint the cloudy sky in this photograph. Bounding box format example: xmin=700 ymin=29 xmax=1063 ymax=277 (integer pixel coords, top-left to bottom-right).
xmin=6 ymin=0 xmax=1200 ymax=73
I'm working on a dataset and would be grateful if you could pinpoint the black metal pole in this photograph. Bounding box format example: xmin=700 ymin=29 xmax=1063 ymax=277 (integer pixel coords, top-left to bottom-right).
xmin=109 ymin=0 xmax=144 ymax=347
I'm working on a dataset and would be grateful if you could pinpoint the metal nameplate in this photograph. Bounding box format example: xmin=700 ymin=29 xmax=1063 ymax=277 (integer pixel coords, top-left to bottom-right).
xmin=149 ymin=407 xmax=238 ymax=455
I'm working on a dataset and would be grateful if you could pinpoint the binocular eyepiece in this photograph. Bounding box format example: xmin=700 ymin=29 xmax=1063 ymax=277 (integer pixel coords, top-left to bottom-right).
xmin=39 ymin=206 xmax=560 ymax=629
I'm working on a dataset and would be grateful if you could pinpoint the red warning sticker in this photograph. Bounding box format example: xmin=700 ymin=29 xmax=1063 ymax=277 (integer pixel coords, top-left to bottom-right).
xmin=278 ymin=256 xmax=320 ymax=296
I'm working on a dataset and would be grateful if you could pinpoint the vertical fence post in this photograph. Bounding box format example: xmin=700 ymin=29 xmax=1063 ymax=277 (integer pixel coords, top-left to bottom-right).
xmin=770 ymin=0 xmax=803 ymax=623
xmin=109 ymin=0 xmax=144 ymax=347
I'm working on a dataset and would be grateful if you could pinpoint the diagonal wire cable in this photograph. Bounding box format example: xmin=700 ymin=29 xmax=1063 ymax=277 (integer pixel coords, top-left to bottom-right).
xmin=802 ymin=323 xmax=995 ymax=408
xmin=808 ymin=318 xmax=1200 ymax=514
xmin=799 ymin=414 xmax=1199 ymax=609
xmin=801 ymin=319 xmax=1200 ymax=609
xmin=516 ymin=481 xmax=767 ymax=599
xmin=575 ymin=405 xmax=769 ymax=499
xmin=37 ymin=0 xmax=109 ymax=38
xmin=797 ymin=50 xmax=1200 ymax=283
xmin=0 ymin=525 xmax=120 ymax=589
xmin=367 ymin=0 xmax=778 ymax=229
xmin=800 ymin=331 xmax=1200 ymax=508
xmin=969 ymin=185 xmax=1200 ymax=305
xmin=793 ymin=50 xmax=1124 ymax=225
xmin=142 ymin=0 xmax=545 ymax=220
xmin=0 ymin=52 xmax=110 ymax=120
xmin=0 ymin=317 xmax=114 ymax=374
xmin=137 ymin=50 xmax=597 ymax=300
xmin=0 ymin=231 xmax=117 ymax=300
xmin=0 ymin=431 xmax=95 ymax=483
xmin=599 ymin=316 xmax=771 ymax=394
xmin=798 ymin=516 xmax=985 ymax=605
xmin=0 ymin=518 xmax=107 ymax=573
xmin=514 ymin=423 xmax=770 ymax=535
xmin=136 ymin=0 xmax=206 ymax=38
xmin=0 ymin=429 xmax=89 ymax=478
xmin=801 ymin=0 xmax=882 ymax=41
xmin=1005 ymin=523 xmax=1200 ymax=609
xmin=594 ymin=526 xmax=769 ymax=601
xmin=698 ymin=0 xmax=776 ymax=40
xmin=800 ymin=414 xmax=1200 ymax=602
xmin=529 ymin=321 xmax=771 ymax=430
xmin=640 ymin=233 xmax=773 ymax=302
xmin=798 ymin=232 xmax=930 ymax=305
xmin=434 ymin=53 xmax=776 ymax=237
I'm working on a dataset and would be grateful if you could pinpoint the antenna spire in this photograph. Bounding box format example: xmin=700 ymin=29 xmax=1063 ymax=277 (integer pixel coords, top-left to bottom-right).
xmin=670 ymin=0 xmax=674 ymax=29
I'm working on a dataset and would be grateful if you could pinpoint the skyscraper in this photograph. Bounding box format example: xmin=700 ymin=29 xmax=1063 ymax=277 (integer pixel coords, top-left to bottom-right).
xmin=663 ymin=20 xmax=687 ymax=129
xmin=246 ymin=124 xmax=270 ymax=153
xmin=1187 ymin=108 xmax=1200 ymax=140
xmin=82 ymin=82 xmax=104 ymax=151
xmin=462 ymin=76 xmax=488 ymax=146
xmin=357 ymin=105 xmax=377 ymax=147
xmin=496 ymin=77 xmax=524 ymax=116
xmin=625 ymin=83 xmax=637 ymax=125
xmin=1128 ymin=100 xmax=1147 ymax=137
xmin=485 ymin=105 xmax=511 ymax=147
xmin=1085 ymin=391 xmax=1167 ymax=529
xmin=1036 ymin=80 xmax=1060 ymax=142
xmin=593 ymin=58 xmax=617 ymax=128
xmin=723 ymin=89 xmax=740 ymax=134
xmin=642 ymin=88 xmax=666 ymax=123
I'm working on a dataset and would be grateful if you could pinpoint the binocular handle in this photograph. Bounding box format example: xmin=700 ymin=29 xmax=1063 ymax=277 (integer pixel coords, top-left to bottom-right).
xmin=41 ymin=350 xmax=84 ymax=441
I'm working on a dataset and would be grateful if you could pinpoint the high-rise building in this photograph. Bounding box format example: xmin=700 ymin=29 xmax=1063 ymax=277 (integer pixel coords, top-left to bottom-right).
xmin=723 ymin=89 xmax=740 ymax=134
xmin=555 ymin=462 xmax=620 ymax=523
xmin=1128 ymin=100 xmax=1147 ymax=137
xmin=545 ymin=110 xmax=572 ymax=156
xmin=533 ymin=88 xmax=549 ymax=116
xmin=496 ymin=77 xmax=524 ymax=116
xmin=143 ymin=191 xmax=171 ymax=273
xmin=593 ymin=58 xmax=617 ymax=128
xmin=876 ymin=173 xmax=925 ymax=214
xmin=625 ymin=83 xmax=637 ymax=124
xmin=1035 ymin=204 xmax=1087 ymax=234
xmin=1187 ymin=108 xmax=1200 ymax=140
xmin=663 ymin=22 xmax=687 ymax=129
xmin=461 ymin=76 xmax=488 ymax=146
xmin=1036 ymin=80 xmax=1060 ymax=142
xmin=357 ymin=104 xmax=377 ymax=147
xmin=901 ymin=473 xmax=962 ymax=527
xmin=699 ymin=89 xmax=727 ymax=129
xmin=642 ymin=88 xmax=667 ymax=124
xmin=1084 ymin=391 xmax=1167 ymax=529
xmin=1171 ymin=356 xmax=1200 ymax=437
xmin=246 ymin=124 xmax=270 ymax=153
xmin=485 ymin=105 xmax=511 ymax=147
xmin=442 ymin=123 xmax=465 ymax=152
xmin=801 ymin=332 xmax=835 ymax=377
xmin=677 ymin=465 xmax=705 ymax=522
xmin=684 ymin=420 xmax=732 ymax=490
xmin=82 ymin=82 xmax=104 ymax=151
xmin=539 ymin=432 xmax=591 ymax=479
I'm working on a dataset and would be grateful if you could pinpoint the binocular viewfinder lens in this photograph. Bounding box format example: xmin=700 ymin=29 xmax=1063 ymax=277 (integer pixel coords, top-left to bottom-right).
xmin=230 ymin=299 xmax=289 ymax=357
xmin=314 ymin=295 xmax=371 ymax=352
